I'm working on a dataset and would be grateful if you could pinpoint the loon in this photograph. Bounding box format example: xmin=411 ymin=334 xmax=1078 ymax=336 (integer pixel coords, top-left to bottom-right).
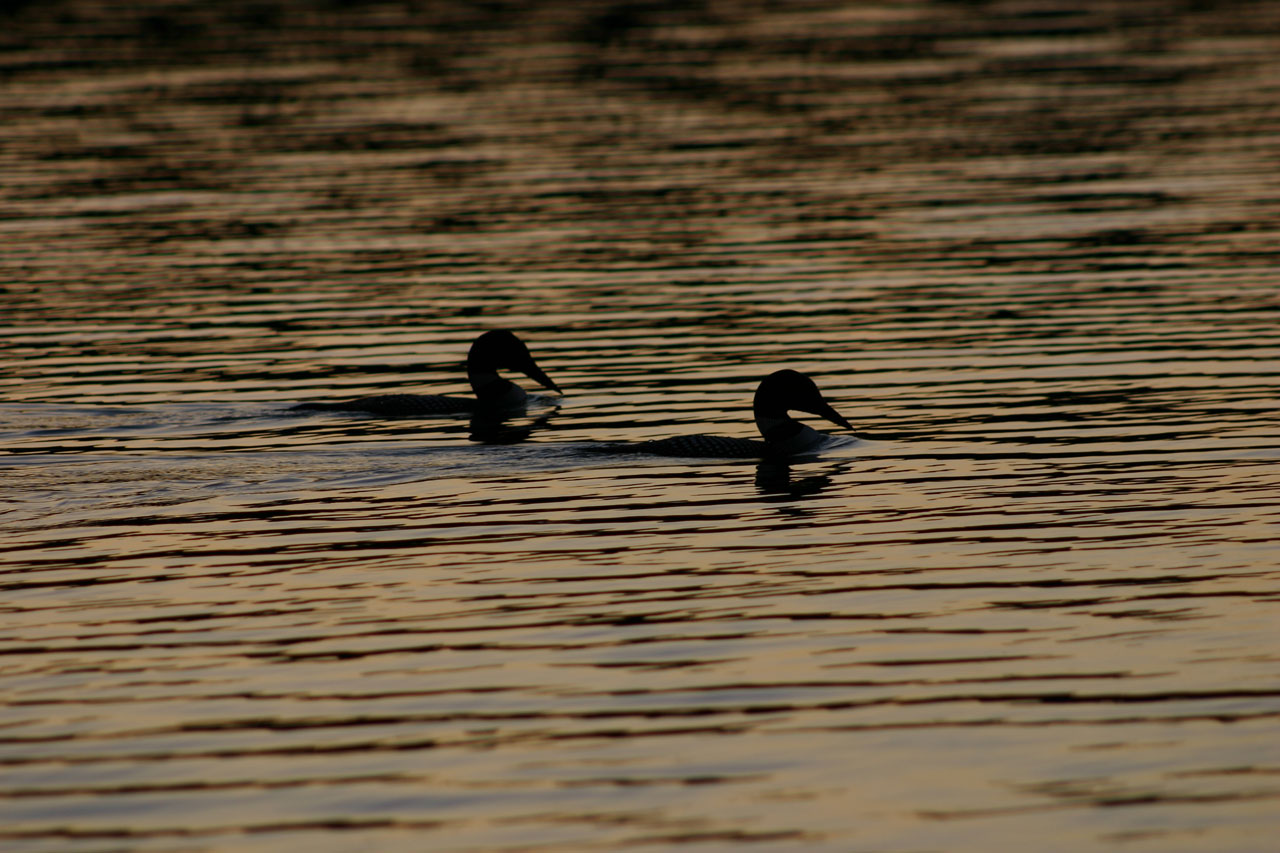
xmin=633 ymin=369 xmax=852 ymax=458
xmin=292 ymin=330 xmax=560 ymax=416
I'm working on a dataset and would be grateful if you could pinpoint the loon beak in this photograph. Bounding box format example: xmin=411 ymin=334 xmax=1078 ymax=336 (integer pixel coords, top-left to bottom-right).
xmin=523 ymin=359 xmax=561 ymax=394
xmin=813 ymin=400 xmax=851 ymax=430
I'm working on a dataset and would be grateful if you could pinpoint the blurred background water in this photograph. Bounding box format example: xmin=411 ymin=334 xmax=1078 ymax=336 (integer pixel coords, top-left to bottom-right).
xmin=2 ymin=1 xmax=1280 ymax=850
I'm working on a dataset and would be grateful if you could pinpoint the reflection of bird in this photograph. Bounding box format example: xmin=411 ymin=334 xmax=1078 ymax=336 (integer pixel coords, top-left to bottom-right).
xmin=292 ymin=330 xmax=560 ymax=416
xmin=469 ymin=408 xmax=558 ymax=445
xmin=635 ymin=369 xmax=852 ymax=458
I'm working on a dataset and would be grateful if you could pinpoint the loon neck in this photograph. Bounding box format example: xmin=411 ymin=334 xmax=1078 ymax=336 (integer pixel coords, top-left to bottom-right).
xmin=468 ymin=367 xmax=526 ymax=407
xmin=755 ymin=412 xmax=832 ymax=455
xmin=754 ymin=411 xmax=806 ymax=444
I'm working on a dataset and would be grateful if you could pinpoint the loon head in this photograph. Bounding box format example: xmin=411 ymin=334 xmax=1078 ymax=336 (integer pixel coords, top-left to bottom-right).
xmin=753 ymin=369 xmax=851 ymax=432
xmin=468 ymin=330 xmax=561 ymax=394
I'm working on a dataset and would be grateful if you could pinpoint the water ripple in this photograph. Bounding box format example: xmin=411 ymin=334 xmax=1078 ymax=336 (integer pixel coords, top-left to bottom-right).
xmin=3 ymin=1 xmax=1280 ymax=850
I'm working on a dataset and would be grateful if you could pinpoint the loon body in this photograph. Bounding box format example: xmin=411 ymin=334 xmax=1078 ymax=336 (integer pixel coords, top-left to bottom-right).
xmin=292 ymin=330 xmax=560 ymax=416
xmin=634 ymin=369 xmax=851 ymax=459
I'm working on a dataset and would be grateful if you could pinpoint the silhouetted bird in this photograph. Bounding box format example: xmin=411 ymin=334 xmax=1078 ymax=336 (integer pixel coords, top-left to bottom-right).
xmin=292 ymin=330 xmax=560 ymax=416
xmin=632 ymin=369 xmax=852 ymax=458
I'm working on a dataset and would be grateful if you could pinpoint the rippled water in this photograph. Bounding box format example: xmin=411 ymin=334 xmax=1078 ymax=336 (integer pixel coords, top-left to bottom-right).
xmin=4 ymin=1 xmax=1280 ymax=850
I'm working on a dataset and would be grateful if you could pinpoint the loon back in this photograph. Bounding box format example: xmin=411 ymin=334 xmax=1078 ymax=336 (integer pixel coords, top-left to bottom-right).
xmin=635 ymin=434 xmax=769 ymax=458
xmin=291 ymin=393 xmax=474 ymax=415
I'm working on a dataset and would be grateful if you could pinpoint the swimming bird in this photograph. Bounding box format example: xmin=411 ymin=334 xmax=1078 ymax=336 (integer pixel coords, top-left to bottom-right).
xmin=632 ymin=369 xmax=852 ymax=458
xmin=292 ymin=330 xmax=560 ymax=416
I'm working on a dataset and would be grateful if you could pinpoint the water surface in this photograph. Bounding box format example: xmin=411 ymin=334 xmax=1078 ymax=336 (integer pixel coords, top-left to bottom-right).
xmin=3 ymin=2 xmax=1280 ymax=851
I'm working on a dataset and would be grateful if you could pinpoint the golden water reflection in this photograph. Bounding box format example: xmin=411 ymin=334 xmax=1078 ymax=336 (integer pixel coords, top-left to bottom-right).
xmin=3 ymin=0 xmax=1280 ymax=850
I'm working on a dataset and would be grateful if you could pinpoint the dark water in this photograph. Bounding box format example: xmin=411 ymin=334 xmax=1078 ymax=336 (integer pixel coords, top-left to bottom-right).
xmin=3 ymin=1 xmax=1280 ymax=850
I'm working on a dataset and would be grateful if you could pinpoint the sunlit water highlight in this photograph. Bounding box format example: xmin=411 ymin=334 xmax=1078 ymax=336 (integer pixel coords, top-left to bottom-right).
xmin=3 ymin=1 xmax=1280 ymax=851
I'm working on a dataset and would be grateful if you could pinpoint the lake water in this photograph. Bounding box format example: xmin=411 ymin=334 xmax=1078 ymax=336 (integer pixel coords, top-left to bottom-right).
xmin=3 ymin=1 xmax=1280 ymax=850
